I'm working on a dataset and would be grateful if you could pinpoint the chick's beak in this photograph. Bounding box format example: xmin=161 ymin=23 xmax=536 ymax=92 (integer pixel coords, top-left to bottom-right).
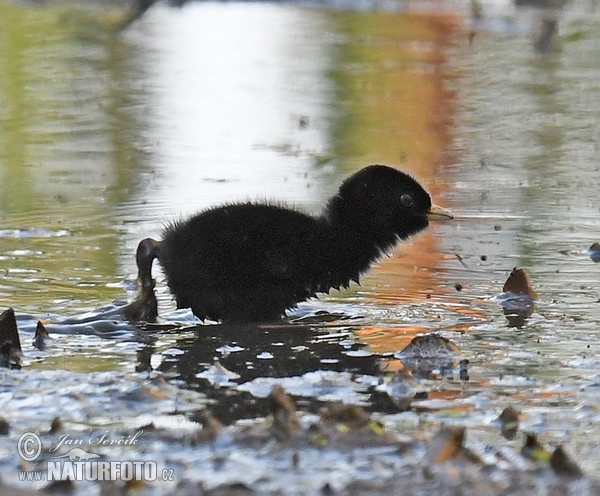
xmin=427 ymin=204 xmax=454 ymax=221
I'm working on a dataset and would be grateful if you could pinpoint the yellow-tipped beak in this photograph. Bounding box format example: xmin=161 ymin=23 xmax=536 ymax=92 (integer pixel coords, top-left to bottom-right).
xmin=427 ymin=204 xmax=454 ymax=221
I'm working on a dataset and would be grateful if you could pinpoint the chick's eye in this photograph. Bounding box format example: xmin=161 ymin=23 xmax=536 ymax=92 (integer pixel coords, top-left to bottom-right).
xmin=400 ymin=193 xmax=415 ymax=208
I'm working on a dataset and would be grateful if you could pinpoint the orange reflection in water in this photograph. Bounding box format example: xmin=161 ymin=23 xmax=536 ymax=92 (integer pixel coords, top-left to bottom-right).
xmin=356 ymin=325 xmax=431 ymax=373
xmin=332 ymin=10 xmax=463 ymax=306
xmin=355 ymin=324 xmax=430 ymax=353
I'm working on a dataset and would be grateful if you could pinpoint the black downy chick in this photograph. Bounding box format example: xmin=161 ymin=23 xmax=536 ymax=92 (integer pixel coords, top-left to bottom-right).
xmin=128 ymin=165 xmax=453 ymax=323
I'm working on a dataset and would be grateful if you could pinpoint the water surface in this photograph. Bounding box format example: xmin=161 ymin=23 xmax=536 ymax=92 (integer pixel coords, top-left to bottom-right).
xmin=1 ymin=0 xmax=600 ymax=493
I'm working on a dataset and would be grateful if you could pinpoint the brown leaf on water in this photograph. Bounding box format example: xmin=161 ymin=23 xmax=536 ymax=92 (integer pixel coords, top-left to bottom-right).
xmin=268 ymin=385 xmax=299 ymax=441
xmin=400 ymin=334 xmax=461 ymax=359
xmin=33 ymin=321 xmax=50 ymax=351
xmin=0 ymin=417 xmax=9 ymax=435
xmin=190 ymin=413 xmax=224 ymax=444
xmin=319 ymin=403 xmax=372 ymax=430
xmin=123 ymin=478 xmax=147 ymax=491
xmin=501 ymin=268 xmax=537 ymax=327
xmin=320 ymin=403 xmax=369 ymax=424
xmin=49 ymin=417 xmax=62 ymax=434
xmin=310 ymin=403 xmax=394 ymax=448
xmin=521 ymin=433 xmax=552 ymax=463
xmin=426 ymin=426 xmax=465 ymax=464
xmin=0 ymin=308 xmax=22 ymax=369
xmin=42 ymin=477 xmax=74 ymax=493
xmin=0 ymin=342 xmax=21 ymax=369
xmin=497 ymin=405 xmax=520 ymax=440
xmin=0 ymin=308 xmax=21 ymax=352
xmin=502 ymin=268 xmax=537 ymax=299
xmin=550 ymin=445 xmax=584 ymax=478
xmin=398 ymin=334 xmax=461 ymax=380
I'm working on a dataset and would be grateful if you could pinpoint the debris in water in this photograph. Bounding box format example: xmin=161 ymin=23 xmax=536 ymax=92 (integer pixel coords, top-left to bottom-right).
xmin=123 ymin=478 xmax=148 ymax=491
xmin=550 ymin=445 xmax=583 ymax=478
xmin=499 ymin=268 xmax=537 ymax=328
xmin=310 ymin=403 xmax=395 ymax=448
xmin=397 ymin=333 xmax=461 ymax=379
xmin=0 ymin=342 xmax=21 ymax=370
xmin=454 ymin=253 xmax=470 ymax=269
xmin=426 ymin=426 xmax=466 ymax=464
xmin=521 ymin=433 xmax=552 ymax=463
xmin=319 ymin=403 xmax=372 ymax=430
xmin=33 ymin=321 xmax=50 ymax=351
xmin=0 ymin=308 xmax=21 ymax=352
xmin=191 ymin=413 xmax=224 ymax=444
xmin=497 ymin=405 xmax=520 ymax=440
xmin=0 ymin=418 xmax=9 ymax=435
xmin=587 ymin=242 xmax=600 ymax=263
xmin=49 ymin=416 xmax=62 ymax=434
xmin=0 ymin=308 xmax=21 ymax=369
xmin=268 ymin=385 xmax=299 ymax=441
xmin=135 ymin=346 xmax=153 ymax=372
xmin=42 ymin=477 xmax=74 ymax=493
xmin=502 ymin=267 xmax=537 ymax=298
xmin=399 ymin=334 xmax=460 ymax=358
xmin=459 ymin=359 xmax=470 ymax=381
xmin=373 ymin=368 xmax=417 ymax=411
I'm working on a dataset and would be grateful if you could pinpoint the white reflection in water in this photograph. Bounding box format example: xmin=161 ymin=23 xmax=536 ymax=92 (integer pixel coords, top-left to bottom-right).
xmin=125 ymin=3 xmax=336 ymax=226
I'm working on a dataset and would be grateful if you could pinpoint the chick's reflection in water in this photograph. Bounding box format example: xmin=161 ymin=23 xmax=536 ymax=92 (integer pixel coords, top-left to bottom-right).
xmin=136 ymin=322 xmax=383 ymax=422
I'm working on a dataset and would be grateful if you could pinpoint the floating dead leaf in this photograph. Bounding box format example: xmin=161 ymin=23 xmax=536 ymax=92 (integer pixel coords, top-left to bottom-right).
xmin=0 ymin=308 xmax=21 ymax=352
xmin=135 ymin=346 xmax=153 ymax=372
xmin=399 ymin=334 xmax=460 ymax=359
xmin=0 ymin=308 xmax=22 ymax=369
xmin=497 ymin=406 xmax=520 ymax=440
xmin=550 ymin=445 xmax=583 ymax=478
xmin=309 ymin=403 xmax=395 ymax=448
xmin=587 ymin=242 xmax=600 ymax=263
xmin=397 ymin=334 xmax=461 ymax=379
xmin=42 ymin=477 xmax=74 ymax=493
xmin=459 ymin=359 xmax=469 ymax=381
xmin=0 ymin=417 xmax=9 ymax=435
xmin=320 ymin=403 xmax=369 ymax=425
xmin=0 ymin=342 xmax=21 ymax=370
xmin=426 ymin=426 xmax=466 ymax=464
xmin=500 ymin=268 xmax=537 ymax=328
xmin=33 ymin=321 xmax=50 ymax=351
xmin=190 ymin=413 xmax=224 ymax=444
xmin=49 ymin=417 xmax=62 ymax=434
xmin=521 ymin=433 xmax=552 ymax=463
xmin=308 ymin=424 xmax=330 ymax=447
xmin=319 ymin=403 xmax=372 ymax=430
xmin=121 ymin=383 xmax=168 ymax=402
xmin=372 ymin=369 xmax=416 ymax=412
xmin=502 ymin=268 xmax=537 ymax=298
xmin=123 ymin=478 xmax=147 ymax=491
xmin=268 ymin=385 xmax=299 ymax=441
